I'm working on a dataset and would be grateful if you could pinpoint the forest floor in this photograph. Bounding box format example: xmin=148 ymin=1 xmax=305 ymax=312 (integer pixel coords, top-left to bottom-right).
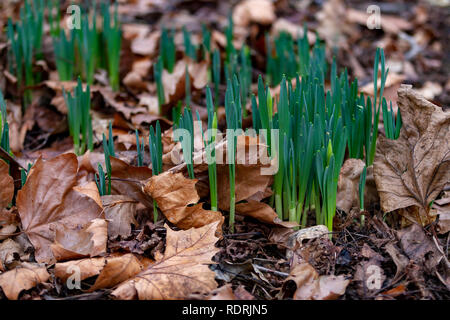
xmin=0 ymin=0 xmax=449 ymax=300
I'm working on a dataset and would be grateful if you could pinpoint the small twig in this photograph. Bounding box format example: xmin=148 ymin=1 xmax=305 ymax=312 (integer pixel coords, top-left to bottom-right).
xmin=432 ymin=235 xmax=450 ymax=269
xmin=223 ymin=232 xmax=262 ymax=238
xmin=399 ymin=32 xmax=422 ymax=60
xmin=253 ymin=264 xmax=289 ymax=278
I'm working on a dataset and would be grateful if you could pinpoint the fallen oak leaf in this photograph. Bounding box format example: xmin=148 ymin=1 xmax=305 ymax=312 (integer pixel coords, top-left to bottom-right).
xmin=112 ymin=221 xmax=220 ymax=300
xmin=17 ymin=153 xmax=103 ymax=263
xmin=374 ymin=85 xmax=450 ymax=226
xmin=0 ymin=262 xmax=50 ymax=300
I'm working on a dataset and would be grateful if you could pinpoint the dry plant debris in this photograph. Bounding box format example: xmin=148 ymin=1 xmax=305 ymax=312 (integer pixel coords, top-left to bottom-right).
xmin=0 ymin=0 xmax=448 ymax=301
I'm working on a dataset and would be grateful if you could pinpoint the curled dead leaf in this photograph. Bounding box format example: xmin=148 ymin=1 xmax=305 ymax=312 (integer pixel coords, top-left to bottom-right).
xmin=0 ymin=262 xmax=50 ymax=300
xmin=88 ymin=253 xmax=147 ymax=292
xmin=143 ymin=171 xmax=223 ymax=232
xmin=50 ymin=219 xmax=108 ymax=262
xmin=73 ymin=181 xmax=103 ymax=209
xmin=374 ymin=85 xmax=450 ymax=226
xmin=54 ymin=257 xmax=106 ymax=282
xmin=283 ymin=263 xmax=349 ymax=300
xmin=0 ymin=159 xmax=14 ymax=209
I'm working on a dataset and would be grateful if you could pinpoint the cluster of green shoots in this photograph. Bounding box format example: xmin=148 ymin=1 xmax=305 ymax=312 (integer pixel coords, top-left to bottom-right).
xmin=135 ymin=129 xmax=145 ymax=167
xmin=224 ymin=18 xmax=252 ymax=118
xmin=382 ymin=101 xmax=402 ymax=140
xmin=7 ymin=0 xmax=45 ymax=106
xmin=154 ymin=56 xmax=165 ymax=114
xmin=149 ymin=121 xmax=163 ymax=222
xmin=149 ymin=20 xmax=396 ymax=232
xmin=265 ymin=29 xmax=322 ymax=86
xmin=96 ymin=122 xmax=115 ymax=196
xmin=175 ymin=107 xmax=195 ymax=179
xmin=63 ymin=78 xmax=93 ymax=156
xmin=52 ymin=1 xmax=122 ymax=90
xmin=160 ymin=27 xmax=176 ymax=73
xmin=183 ymin=27 xmax=197 ymax=61
xmin=250 ymin=42 xmax=392 ymax=232
xmin=0 ymin=91 xmax=10 ymax=153
xmin=224 ymin=77 xmax=243 ymax=231
xmin=203 ymin=87 xmax=218 ymax=211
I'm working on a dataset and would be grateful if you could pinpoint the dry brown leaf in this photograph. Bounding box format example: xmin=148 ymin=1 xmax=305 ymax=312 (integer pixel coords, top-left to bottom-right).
xmin=89 ymin=253 xmax=146 ymax=292
xmin=99 ymin=88 xmax=147 ymax=120
xmin=50 ymin=219 xmax=108 ymax=262
xmin=205 ymin=284 xmax=237 ymax=300
xmin=336 ymin=159 xmax=366 ymax=213
xmin=398 ymin=224 xmax=441 ymax=268
xmin=0 ymin=222 xmax=17 ymax=241
xmin=143 ymin=171 xmax=223 ymax=232
xmin=374 ymin=85 xmax=450 ymax=226
xmin=161 ymin=59 xmax=208 ymax=107
xmin=284 ymin=263 xmax=349 ymax=300
xmin=0 ymin=238 xmax=22 ymax=270
xmin=385 ymin=242 xmax=409 ymax=283
xmin=215 ymin=135 xmax=273 ymax=212
xmin=433 ymin=192 xmax=450 ymax=234
xmin=0 ymin=262 xmax=50 ymax=300
xmin=102 ymin=195 xmax=138 ymax=239
xmin=123 ymin=58 xmax=152 ymax=91
xmin=316 ymin=0 xmax=355 ymax=50
xmin=131 ymin=30 xmax=160 ymax=56
xmin=0 ymin=159 xmax=14 ymax=209
xmin=162 ymin=60 xmax=187 ymax=104
xmin=234 ymin=200 xmax=298 ymax=228
xmin=188 ymin=59 xmax=208 ymax=90
xmin=54 ymin=257 xmax=106 ymax=282
xmin=217 ymin=164 xmax=272 ymax=211
xmin=233 ymin=0 xmax=276 ymax=27
xmin=112 ymin=221 xmax=220 ymax=300
xmin=110 ymin=157 xmax=153 ymax=208
xmin=16 ymin=154 xmax=103 ymax=263
xmin=73 ymin=181 xmax=103 ymax=209
xmin=416 ymin=81 xmax=443 ymax=100
xmin=336 ymin=160 xmax=379 ymax=214
xmin=85 ymin=219 xmax=108 ymax=257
